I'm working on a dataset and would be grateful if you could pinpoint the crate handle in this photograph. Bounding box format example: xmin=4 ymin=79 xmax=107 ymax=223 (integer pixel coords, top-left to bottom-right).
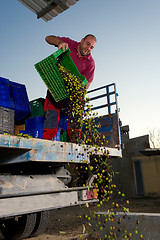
xmin=82 ymin=78 xmax=88 ymax=87
xmin=52 ymin=48 xmax=71 ymax=59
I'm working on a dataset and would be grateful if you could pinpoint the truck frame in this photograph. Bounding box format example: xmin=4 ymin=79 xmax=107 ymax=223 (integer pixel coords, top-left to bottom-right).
xmin=0 ymin=83 xmax=122 ymax=239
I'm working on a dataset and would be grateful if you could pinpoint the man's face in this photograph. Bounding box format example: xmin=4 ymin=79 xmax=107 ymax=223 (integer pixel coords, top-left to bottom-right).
xmin=79 ymin=36 xmax=96 ymax=56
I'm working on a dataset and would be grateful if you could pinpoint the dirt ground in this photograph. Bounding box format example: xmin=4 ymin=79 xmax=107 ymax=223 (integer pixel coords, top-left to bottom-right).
xmin=14 ymin=197 xmax=160 ymax=240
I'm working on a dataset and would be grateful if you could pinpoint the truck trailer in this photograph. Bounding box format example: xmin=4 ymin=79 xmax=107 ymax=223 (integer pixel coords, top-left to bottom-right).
xmin=0 ymin=83 xmax=122 ymax=239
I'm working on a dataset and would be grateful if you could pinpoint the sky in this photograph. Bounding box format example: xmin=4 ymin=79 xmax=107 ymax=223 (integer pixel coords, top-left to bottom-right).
xmin=1 ymin=0 xmax=160 ymax=140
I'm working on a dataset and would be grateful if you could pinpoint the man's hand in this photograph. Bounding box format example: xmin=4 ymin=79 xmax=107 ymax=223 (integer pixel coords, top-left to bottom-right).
xmin=58 ymin=41 xmax=68 ymax=52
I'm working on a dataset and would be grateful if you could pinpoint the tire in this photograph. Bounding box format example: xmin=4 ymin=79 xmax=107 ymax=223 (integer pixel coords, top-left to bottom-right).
xmin=0 ymin=213 xmax=37 ymax=240
xmin=29 ymin=211 xmax=50 ymax=238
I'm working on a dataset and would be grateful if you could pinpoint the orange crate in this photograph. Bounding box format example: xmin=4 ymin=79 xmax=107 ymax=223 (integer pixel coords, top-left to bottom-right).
xmin=14 ymin=124 xmax=25 ymax=135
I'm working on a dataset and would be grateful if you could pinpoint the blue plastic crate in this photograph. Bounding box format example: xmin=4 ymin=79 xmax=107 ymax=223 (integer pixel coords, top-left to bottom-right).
xmin=52 ymin=128 xmax=60 ymax=141
xmin=25 ymin=116 xmax=44 ymax=132
xmin=20 ymin=116 xmax=45 ymax=139
xmin=0 ymin=77 xmax=14 ymax=109
xmin=20 ymin=128 xmax=43 ymax=139
xmin=0 ymin=77 xmax=31 ymax=123
xmin=9 ymin=81 xmax=31 ymax=123
xmin=28 ymin=129 xmax=44 ymax=139
xmin=58 ymin=110 xmax=69 ymax=131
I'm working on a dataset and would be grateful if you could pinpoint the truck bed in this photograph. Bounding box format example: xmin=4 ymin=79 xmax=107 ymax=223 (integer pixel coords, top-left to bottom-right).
xmin=0 ymin=134 xmax=122 ymax=166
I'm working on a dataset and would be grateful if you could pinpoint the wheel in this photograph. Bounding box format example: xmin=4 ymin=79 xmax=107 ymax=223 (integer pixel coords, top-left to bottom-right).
xmin=29 ymin=211 xmax=50 ymax=238
xmin=0 ymin=213 xmax=36 ymax=240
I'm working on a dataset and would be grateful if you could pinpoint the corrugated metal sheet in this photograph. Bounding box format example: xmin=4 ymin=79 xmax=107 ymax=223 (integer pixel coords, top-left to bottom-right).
xmin=18 ymin=0 xmax=79 ymax=22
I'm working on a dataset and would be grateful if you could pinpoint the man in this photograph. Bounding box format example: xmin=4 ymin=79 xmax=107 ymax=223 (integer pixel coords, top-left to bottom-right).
xmin=42 ymin=34 xmax=97 ymax=141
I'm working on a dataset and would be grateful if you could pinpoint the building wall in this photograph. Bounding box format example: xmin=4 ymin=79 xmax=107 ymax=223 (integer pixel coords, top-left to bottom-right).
xmin=134 ymin=155 xmax=160 ymax=196
xmin=111 ymin=125 xmax=150 ymax=198
xmin=111 ymin=126 xmax=160 ymax=198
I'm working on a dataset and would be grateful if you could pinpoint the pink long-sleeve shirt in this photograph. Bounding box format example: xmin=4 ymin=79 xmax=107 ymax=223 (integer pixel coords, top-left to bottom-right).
xmin=58 ymin=37 xmax=95 ymax=83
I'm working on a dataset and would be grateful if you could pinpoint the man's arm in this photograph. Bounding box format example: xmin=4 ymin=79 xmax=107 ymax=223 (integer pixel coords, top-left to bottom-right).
xmin=45 ymin=35 xmax=68 ymax=52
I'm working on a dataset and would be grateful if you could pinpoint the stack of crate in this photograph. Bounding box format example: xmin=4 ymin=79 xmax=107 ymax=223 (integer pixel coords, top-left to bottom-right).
xmin=0 ymin=77 xmax=31 ymax=135
xmin=19 ymin=97 xmax=70 ymax=141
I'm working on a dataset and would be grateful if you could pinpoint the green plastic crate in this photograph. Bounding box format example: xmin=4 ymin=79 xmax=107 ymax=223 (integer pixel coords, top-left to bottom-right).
xmin=60 ymin=131 xmax=70 ymax=142
xmin=29 ymin=98 xmax=45 ymax=118
xmin=34 ymin=48 xmax=88 ymax=102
